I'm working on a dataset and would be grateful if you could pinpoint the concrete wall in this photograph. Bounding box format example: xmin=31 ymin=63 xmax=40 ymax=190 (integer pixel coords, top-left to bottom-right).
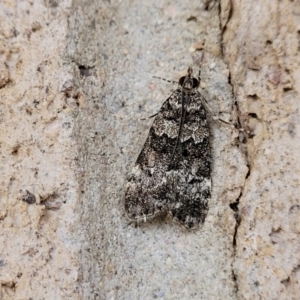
xmin=0 ymin=0 xmax=298 ymax=299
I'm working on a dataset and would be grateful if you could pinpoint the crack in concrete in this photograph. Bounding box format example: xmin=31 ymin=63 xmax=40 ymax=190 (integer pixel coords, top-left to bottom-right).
xmin=229 ymin=98 xmax=251 ymax=297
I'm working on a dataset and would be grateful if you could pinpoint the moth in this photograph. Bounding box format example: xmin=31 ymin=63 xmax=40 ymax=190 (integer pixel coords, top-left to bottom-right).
xmin=124 ymin=67 xmax=211 ymax=229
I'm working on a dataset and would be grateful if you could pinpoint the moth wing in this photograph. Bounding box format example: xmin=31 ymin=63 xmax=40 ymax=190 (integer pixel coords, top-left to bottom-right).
xmin=167 ymin=92 xmax=211 ymax=229
xmin=124 ymin=90 xmax=182 ymax=221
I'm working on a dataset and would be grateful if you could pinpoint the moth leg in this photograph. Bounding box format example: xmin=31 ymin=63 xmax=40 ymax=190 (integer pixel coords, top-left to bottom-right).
xmin=200 ymin=96 xmax=236 ymax=128
xmin=139 ymin=112 xmax=158 ymax=121
xmin=217 ymin=117 xmax=237 ymax=127
xmin=212 ymin=112 xmax=244 ymax=131
xmin=127 ymin=219 xmax=138 ymax=228
xmin=127 ymin=216 xmax=147 ymax=228
xmin=149 ymin=112 xmax=158 ymax=119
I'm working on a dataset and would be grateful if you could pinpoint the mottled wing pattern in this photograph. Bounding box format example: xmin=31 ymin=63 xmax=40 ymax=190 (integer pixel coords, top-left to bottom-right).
xmin=167 ymin=90 xmax=210 ymax=228
xmin=124 ymin=69 xmax=211 ymax=229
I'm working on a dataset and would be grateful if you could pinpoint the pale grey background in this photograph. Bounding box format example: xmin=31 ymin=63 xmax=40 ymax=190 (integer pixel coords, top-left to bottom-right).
xmin=68 ymin=1 xmax=244 ymax=299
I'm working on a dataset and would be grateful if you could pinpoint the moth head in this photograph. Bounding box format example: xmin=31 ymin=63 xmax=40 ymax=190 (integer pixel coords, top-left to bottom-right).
xmin=178 ymin=67 xmax=200 ymax=92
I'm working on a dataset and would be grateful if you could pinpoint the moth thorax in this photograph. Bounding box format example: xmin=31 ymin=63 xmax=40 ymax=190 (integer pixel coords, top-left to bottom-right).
xmin=179 ymin=75 xmax=199 ymax=93
xmin=183 ymin=80 xmax=196 ymax=93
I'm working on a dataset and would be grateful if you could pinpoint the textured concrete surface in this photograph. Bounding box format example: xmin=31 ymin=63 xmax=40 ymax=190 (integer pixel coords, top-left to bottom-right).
xmin=1 ymin=0 xmax=298 ymax=299
xmin=71 ymin=1 xmax=244 ymax=299
xmin=222 ymin=0 xmax=300 ymax=299
xmin=0 ymin=0 xmax=81 ymax=299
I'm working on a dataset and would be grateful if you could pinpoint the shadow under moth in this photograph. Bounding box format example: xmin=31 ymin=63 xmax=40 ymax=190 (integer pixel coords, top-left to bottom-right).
xmin=124 ymin=67 xmax=211 ymax=229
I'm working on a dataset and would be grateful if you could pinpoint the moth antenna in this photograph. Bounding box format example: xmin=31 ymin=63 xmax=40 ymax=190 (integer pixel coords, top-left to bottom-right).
xmin=153 ymin=76 xmax=178 ymax=85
